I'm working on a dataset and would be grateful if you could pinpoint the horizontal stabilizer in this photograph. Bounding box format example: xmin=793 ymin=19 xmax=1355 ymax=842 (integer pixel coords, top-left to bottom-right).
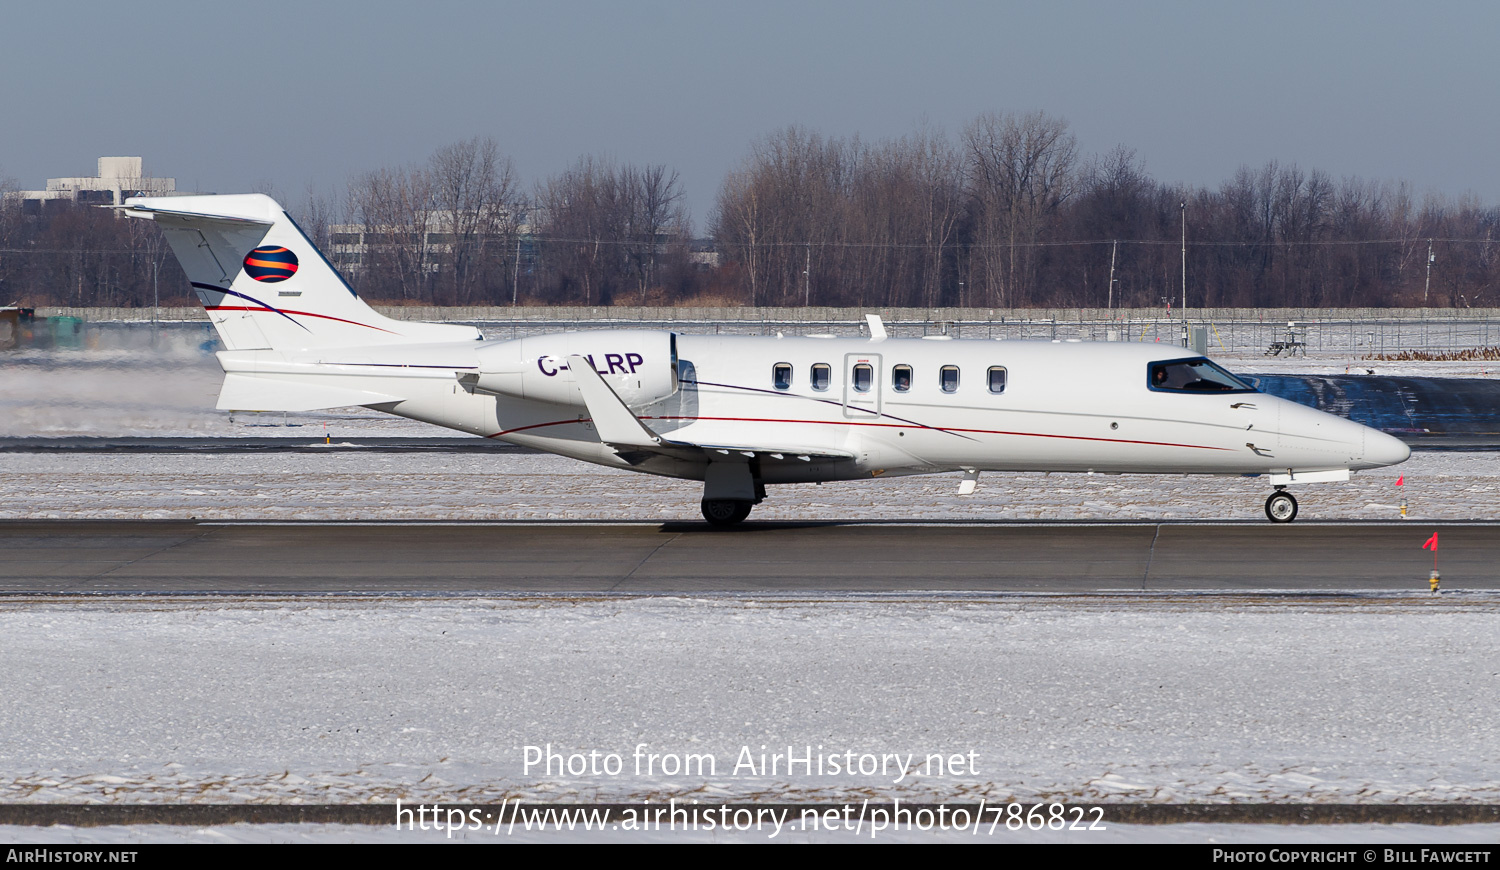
xmin=217 ymin=373 xmax=400 ymax=412
xmin=118 ymin=201 xmax=275 ymax=228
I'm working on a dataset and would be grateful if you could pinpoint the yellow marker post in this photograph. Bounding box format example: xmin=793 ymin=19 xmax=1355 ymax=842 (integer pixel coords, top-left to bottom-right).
xmin=1422 ymin=532 xmax=1440 ymax=593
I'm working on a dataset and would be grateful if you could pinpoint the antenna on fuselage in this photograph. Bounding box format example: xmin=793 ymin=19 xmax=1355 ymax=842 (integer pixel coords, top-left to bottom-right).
xmin=865 ymin=314 xmax=887 ymax=342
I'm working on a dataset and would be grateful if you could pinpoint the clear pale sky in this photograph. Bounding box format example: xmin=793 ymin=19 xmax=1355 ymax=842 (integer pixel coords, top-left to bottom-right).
xmin=3 ymin=1 xmax=1494 ymax=228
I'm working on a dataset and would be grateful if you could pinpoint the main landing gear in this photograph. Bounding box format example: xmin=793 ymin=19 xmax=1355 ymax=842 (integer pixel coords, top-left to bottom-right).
xmin=701 ymin=499 xmax=753 ymax=527
xmin=1264 ymin=487 xmax=1298 ymax=523
xmin=699 ymin=458 xmax=766 ymax=528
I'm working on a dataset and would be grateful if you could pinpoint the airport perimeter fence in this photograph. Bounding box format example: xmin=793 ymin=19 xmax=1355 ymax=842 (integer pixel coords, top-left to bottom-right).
xmin=34 ymin=305 xmax=1500 ymax=357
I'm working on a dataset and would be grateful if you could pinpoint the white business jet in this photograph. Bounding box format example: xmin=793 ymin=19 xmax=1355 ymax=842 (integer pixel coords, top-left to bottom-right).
xmin=123 ymin=194 xmax=1409 ymax=525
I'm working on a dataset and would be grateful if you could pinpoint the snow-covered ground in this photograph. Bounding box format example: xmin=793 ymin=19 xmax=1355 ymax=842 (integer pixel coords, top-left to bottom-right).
xmin=1 ymin=598 xmax=1496 ymax=812
xmin=0 ymin=449 xmax=1484 ymax=522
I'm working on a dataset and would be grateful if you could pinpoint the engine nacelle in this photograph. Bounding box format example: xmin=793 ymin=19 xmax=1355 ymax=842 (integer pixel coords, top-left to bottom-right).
xmin=470 ymin=330 xmax=678 ymax=409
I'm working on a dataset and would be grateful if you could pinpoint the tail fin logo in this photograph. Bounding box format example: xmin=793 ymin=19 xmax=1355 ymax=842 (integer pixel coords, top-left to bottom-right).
xmin=244 ymin=246 xmax=299 ymax=283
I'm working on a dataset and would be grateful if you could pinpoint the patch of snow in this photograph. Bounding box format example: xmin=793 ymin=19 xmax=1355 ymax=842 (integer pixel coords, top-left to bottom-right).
xmin=0 ymin=598 xmax=1495 ymax=808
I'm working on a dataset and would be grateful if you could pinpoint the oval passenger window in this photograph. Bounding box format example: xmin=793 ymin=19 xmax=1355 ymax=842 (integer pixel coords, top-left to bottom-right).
xmin=852 ymin=364 xmax=873 ymax=393
xmin=940 ymin=365 xmax=959 ymax=393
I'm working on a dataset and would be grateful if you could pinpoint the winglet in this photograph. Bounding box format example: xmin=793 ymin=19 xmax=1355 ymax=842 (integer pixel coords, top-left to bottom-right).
xmin=567 ymin=355 xmax=663 ymax=449
xmin=865 ymin=313 xmax=887 ymax=341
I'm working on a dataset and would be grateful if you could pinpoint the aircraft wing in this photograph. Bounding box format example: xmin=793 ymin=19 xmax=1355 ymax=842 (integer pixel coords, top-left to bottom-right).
xmin=566 ymin=355 xmax=854 ymax=463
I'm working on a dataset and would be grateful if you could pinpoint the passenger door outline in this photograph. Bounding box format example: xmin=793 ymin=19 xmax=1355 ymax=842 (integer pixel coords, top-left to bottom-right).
xmin=842 ymin=353 xmax=882 ymax=418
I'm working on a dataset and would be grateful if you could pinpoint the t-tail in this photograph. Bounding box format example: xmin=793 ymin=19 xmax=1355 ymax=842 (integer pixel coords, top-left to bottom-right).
xmin=122 ymin=194 xmax=479 ymax=351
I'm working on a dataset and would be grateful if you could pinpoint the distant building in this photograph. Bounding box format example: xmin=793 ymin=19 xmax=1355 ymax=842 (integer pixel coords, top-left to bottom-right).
xmin=327 ymin=208 xmax=717 ymax=278
xmin=328 ymin=208 xmax=539 ymax=274
xmin=689 ymin=240 xmax=720 ymax=271
xmin=4 ymin=157 xmax=192 ymax=215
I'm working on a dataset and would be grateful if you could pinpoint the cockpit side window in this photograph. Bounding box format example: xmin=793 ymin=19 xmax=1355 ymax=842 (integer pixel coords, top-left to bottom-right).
xmin=1147 ymin=358 xmax=1256 ymax=393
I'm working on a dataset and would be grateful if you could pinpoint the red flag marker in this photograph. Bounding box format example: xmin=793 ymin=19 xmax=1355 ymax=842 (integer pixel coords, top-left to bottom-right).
xmin=1396 ymin=474 xmax=1404 ymax=486
xmin=1422 ymin=532 xmax=1438 ymax=551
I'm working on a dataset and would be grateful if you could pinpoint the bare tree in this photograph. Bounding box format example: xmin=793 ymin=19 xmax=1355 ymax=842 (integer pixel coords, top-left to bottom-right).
xmin=348 ymin=165 xmax=434 ymax=301
xmin=711 ymin=166 xmax=773 ymax=305
xmin=429 ymin=137 xmax=519 ymax=305
xmin=911 ymin=129 xmax=965 ymax=307
xmin=535 ymin=156 xmax=625 ymax=305
xmin=629 ymin=164 xmax=686 ymax=302
xmin=963 ymin=110 xmax=1077 ymax=306
xmin=293 ymin=183 xmax=343 ymax=254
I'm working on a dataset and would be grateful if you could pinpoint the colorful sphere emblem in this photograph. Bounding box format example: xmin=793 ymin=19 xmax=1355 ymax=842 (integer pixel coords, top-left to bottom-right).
xmin=243 ymin=246 xmax=299 ymax=283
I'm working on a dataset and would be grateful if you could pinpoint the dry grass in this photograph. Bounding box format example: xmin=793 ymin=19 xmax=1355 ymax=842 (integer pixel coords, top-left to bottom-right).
xmin=1363 ymin=347 xmax=1500 ymax=361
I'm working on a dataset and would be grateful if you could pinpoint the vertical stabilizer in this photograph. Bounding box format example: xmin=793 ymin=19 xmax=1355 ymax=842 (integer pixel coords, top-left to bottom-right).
xmin=123 ymin=194 xmax=479 ymax=351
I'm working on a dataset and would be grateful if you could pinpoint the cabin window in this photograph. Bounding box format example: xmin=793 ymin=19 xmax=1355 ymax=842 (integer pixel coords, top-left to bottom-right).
xmin=940 ymin=365 xmax=960 ymax=393
xmin=811 ymin=363 xmax=832 ymax=391
xmin=987 ymin=366 xmax=1007 ymax=394
xmin=1148 ymin=358 xmax=1256 ymax=393
xmin=852 ymin=363 xmax=873 ymax=393
xmin=892 ymin=364 xmax=912 ymax=392
xmin=773 ymin=363 xmax=793 ymax=390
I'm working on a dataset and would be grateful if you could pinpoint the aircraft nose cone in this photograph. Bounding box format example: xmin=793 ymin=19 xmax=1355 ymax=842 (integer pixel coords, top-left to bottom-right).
xmin=1362 ymin=428 xmax=1411 ymax=468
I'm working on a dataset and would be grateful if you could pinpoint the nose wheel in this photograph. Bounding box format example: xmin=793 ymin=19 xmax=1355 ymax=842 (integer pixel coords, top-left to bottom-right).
xmin=1265 ymin=489 xmax=1298 ymax=523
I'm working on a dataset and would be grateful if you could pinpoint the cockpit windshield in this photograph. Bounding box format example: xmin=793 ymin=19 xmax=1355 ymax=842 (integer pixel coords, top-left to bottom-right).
xmin=1148 ymin=357 xmax=1256 ymax=393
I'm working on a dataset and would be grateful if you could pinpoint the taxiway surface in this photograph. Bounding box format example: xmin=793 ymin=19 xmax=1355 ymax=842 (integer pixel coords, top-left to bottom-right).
xmin=1 ymin=520 xmax=1488 ymax=593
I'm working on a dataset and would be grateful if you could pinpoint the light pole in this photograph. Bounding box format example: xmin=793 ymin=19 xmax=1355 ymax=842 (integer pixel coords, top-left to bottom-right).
xmin=1424 ymin=239 xmax=1434 ymax=305
xmin=512 ymin=233 xmax=521 ymax=306
xmin=1180 ymin=200 xmax=1188 ymax=346
xmin=804 ymin=243 xmax=811 ymax=306
xmin=1108 ymin=239 xmax=1117 ymax=311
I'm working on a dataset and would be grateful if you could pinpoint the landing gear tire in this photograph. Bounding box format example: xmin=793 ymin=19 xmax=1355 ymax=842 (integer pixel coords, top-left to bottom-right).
xmin=1265 ymin=490 xmax=1298 ymax=523
xmin=701 ymin=499 xmax=753 ymax=527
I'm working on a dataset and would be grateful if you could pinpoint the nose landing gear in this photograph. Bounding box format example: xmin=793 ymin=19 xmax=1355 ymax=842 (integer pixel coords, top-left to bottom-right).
xmin=1265 ymin=488 xmax=1298 ymax=523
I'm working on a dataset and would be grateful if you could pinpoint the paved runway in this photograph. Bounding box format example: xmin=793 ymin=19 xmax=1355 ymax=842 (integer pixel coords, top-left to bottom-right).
xmin=0 ymin=520 xmax=1491 ymax=594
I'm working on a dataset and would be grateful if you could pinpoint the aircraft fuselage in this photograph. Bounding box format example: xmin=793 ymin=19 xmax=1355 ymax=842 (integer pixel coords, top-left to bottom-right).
xmin=278 ymin=330 xmax=1407 ymax=487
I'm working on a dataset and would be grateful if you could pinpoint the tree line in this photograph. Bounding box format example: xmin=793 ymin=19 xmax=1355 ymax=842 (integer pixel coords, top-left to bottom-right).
xmin=3 ymin=114 xmax=1498 ymax=308
xmin=712 ymin=114 xmax=1500 ymax=309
